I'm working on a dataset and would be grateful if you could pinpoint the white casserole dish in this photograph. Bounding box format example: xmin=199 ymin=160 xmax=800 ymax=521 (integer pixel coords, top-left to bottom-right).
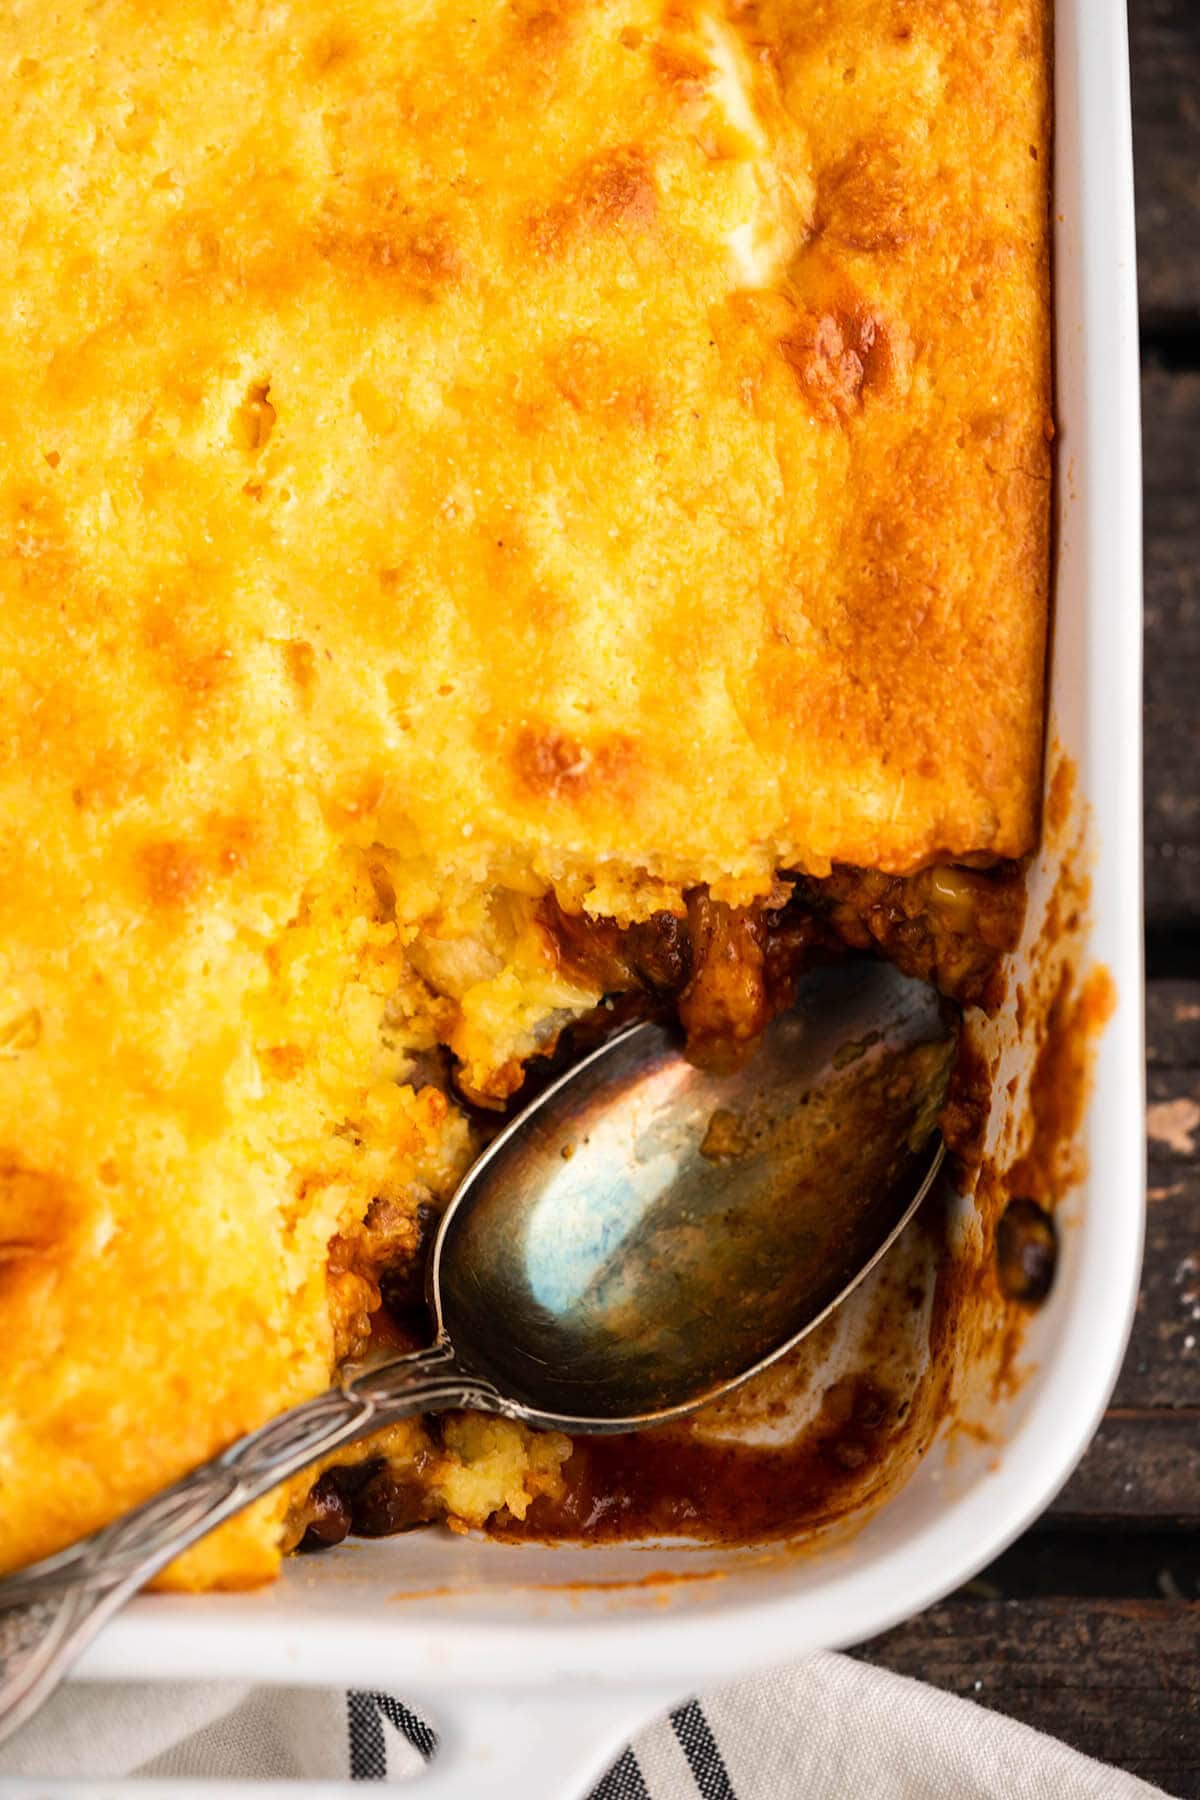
xmin=16 ymin=2 xmax=1143 ymax=1792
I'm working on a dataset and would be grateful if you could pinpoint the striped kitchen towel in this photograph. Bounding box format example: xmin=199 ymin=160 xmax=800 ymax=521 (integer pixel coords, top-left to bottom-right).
xmin=0 ymin=1654 xmax=1171 ymax=1797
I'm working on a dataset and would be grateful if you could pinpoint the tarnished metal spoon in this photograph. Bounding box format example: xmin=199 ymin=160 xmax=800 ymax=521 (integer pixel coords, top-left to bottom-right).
xmin=0 ymin=960 xmax=957 ymax=1744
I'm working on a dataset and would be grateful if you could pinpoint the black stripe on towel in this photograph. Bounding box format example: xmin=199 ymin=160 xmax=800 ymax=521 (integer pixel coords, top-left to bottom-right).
xmin=371 ymin=1692 xmax=439 ymax=1760
xmin=347 ymin=1690 xmax=439 ymax=1778
xmin=588 ymin=1745 xmax=652 ymax=1800
xmin=671 ymin=1699 xmax=738 ymax=1800
xmin=347 ymin=1691 xmax=386 ymax=1781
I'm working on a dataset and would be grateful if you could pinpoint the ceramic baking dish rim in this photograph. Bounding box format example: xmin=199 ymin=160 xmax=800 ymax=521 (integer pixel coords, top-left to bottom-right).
xmin=50 ymin=0 xmax=1144 ymax=1708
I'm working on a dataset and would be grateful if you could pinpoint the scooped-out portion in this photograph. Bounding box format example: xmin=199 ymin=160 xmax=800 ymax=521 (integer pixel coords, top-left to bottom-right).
xmin=282 ymin=860 xmax=1023 ymax=1562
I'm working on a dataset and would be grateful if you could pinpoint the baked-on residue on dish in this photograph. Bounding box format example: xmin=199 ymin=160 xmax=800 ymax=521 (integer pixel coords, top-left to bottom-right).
xmin=0 ymin=0 xmax=1050 ymax=1585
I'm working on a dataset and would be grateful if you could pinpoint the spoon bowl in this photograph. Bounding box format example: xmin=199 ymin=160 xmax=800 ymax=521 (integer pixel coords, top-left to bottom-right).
xmin=435 ymin=960 xmax=957 ymax=1424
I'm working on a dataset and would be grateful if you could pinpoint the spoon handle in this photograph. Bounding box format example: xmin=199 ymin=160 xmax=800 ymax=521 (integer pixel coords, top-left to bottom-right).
xmin=0 ymin=1342 xmax=502 ymax=1748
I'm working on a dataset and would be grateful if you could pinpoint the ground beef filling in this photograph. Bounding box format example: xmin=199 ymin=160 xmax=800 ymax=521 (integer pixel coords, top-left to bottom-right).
xmin=305 ymin=859 xmax=1024 ymax=1550
xmin=326 ymin=1193 xmax=440 ymax=1364
xmin=543 ymin=860 xmax=1025 ymax=1065
xmin=800 ymin=864 xmax=1026 ymax=1008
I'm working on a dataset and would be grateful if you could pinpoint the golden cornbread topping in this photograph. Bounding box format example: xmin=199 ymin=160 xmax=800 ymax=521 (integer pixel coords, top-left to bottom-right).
xmin=0 ymin=0 xmax=1049 ymax=1584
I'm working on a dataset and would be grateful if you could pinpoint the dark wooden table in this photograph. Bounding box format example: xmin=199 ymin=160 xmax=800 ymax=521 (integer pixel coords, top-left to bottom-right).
xmin=856 ymin=5 xmax=1200 ymax=1790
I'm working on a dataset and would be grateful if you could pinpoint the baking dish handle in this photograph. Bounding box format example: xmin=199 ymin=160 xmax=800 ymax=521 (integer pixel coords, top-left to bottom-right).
xmin=409 ymin=1684 xmax=678 ymax=1800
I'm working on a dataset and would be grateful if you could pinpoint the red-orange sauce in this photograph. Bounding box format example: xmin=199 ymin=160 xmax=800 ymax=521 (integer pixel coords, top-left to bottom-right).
xmin=497 ymin=1374 xmax=911 ymax=1546
xmin=1043 ymin=755 xmax=1077 ymax=840
xmin=1007 ymin=964 xmax=1116 ymax=1209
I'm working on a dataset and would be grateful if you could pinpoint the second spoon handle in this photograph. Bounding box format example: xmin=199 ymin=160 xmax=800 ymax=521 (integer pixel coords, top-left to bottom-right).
xmin=0 ymin=1341 xmax=503 ymax=1749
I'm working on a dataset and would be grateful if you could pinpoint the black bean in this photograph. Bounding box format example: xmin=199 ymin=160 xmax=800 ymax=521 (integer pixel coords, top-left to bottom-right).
xmin=996 ymin=1197 xmax=1058 ymax=1306
xmin=298 ymin=1471 xmax=353 ymax=1551
xmin=350 ymin=1466 xmax=434 ymax=1538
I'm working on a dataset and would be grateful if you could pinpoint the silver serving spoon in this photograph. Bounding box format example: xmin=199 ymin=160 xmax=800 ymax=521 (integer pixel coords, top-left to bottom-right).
xmin=0 ymin=960 xmax=956 ymax=1744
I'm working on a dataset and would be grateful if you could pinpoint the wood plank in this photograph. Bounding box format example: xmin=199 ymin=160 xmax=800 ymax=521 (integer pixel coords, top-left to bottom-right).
xmin=1118 ymin=982 xmax=1200 ymax=1411
xmin=1147 ymin=980 xmax=1200 ymax=1069
xmin=1123 ymin=2 xmax=1197 ymax=928
xmin=974 ymin=1522 xmax=1200 ymax=1602
xmin=1051 ymin=1411 xmax=1200 ymax=1524
xmin=1143 ymin=369 xmax=1200 ymax=928
xmin=858 ymin=1598 xmax=1200 ymax=1796
xmin=1132 ymin=0 xmax=1200 ymax=328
